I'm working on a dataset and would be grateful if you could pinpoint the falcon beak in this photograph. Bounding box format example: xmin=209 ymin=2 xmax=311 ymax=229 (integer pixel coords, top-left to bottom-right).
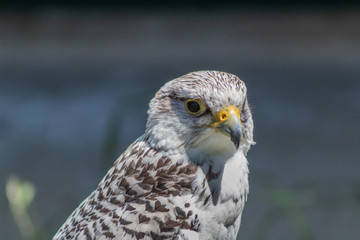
xmin=211 ymin=105 xmax=242 ymax=149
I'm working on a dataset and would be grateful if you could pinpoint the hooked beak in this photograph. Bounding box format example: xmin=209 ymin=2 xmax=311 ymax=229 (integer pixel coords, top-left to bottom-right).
xmin=210 ymin=105 xmax=242 ymax=149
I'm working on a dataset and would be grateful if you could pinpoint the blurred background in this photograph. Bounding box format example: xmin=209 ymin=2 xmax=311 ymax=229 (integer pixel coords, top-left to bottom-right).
xmin=1 ymin=1 xmax=360 ymax=240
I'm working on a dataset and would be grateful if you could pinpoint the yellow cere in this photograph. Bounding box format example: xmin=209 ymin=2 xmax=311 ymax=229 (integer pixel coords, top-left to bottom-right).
xmin=214 ymin=105 xmax=240 ymax=124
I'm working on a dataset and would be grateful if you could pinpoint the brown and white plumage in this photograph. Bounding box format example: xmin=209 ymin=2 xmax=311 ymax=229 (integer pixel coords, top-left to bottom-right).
xmin=53 ymin=71 xmax=254 ymax=240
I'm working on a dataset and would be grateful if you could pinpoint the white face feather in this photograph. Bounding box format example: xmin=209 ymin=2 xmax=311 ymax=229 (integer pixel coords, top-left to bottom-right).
xmin=145 ymin=71 xmax=254 ymax=158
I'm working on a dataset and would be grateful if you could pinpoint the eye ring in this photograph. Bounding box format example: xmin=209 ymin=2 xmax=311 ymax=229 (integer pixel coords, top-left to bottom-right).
xmin=185 ymin=99 xmax=205 ymax=115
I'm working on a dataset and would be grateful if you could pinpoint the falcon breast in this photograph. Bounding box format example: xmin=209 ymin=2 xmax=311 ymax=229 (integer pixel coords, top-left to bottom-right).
xmin=53 ymin=71 xmax=255 ymax=240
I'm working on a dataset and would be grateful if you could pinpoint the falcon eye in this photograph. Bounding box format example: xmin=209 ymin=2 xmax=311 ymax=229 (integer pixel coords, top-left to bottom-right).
xmin=185 ymin=99 xmax=203 ymax=114
xmin=186 ymin=100 xmax=200 ymax=113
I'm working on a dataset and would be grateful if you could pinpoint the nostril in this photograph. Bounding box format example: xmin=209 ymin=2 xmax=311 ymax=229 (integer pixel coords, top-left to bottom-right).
xmin=221 ymin=113 xmax=227 ymax=121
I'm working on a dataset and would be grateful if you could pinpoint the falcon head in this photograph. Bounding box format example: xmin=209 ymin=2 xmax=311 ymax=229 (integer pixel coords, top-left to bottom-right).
xmin=145 ymin=71 xmax=254 ymax=160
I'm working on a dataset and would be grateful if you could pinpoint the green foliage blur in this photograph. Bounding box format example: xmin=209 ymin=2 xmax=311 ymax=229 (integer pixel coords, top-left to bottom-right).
xmin=6 ymin=175 xmax=47 ymax=240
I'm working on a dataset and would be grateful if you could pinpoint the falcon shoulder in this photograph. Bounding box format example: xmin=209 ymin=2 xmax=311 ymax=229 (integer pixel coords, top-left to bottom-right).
xmin=54 ymin=136 xmax=210 ymax=240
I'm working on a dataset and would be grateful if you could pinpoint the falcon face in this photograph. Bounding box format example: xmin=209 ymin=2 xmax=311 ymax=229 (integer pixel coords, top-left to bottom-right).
xmin=146 ymin=71 xmax=253 ymax=161
xmin=54 ymin=71 xmax=254 ymax=240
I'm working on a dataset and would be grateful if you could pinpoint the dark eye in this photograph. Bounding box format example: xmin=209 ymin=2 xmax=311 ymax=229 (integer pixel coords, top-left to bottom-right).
xmin=186 ymin=100 xmax=200 ymax=113
xmin=185 ymin=99 xmax=201 ymax=114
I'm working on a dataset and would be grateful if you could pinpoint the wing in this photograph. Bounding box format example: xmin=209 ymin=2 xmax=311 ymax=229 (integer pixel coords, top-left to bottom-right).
xmin=53 ymin=136 xmax=202 ymax=240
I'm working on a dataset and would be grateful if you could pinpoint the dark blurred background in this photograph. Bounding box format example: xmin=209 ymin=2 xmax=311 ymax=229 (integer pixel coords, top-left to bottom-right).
xmin=1 ymin=1 xmax=360 ymax=240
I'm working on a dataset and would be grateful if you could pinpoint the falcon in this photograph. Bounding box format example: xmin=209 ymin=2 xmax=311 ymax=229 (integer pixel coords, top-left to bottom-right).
xmin=53 ymin=71 xmax=254 ymax=240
